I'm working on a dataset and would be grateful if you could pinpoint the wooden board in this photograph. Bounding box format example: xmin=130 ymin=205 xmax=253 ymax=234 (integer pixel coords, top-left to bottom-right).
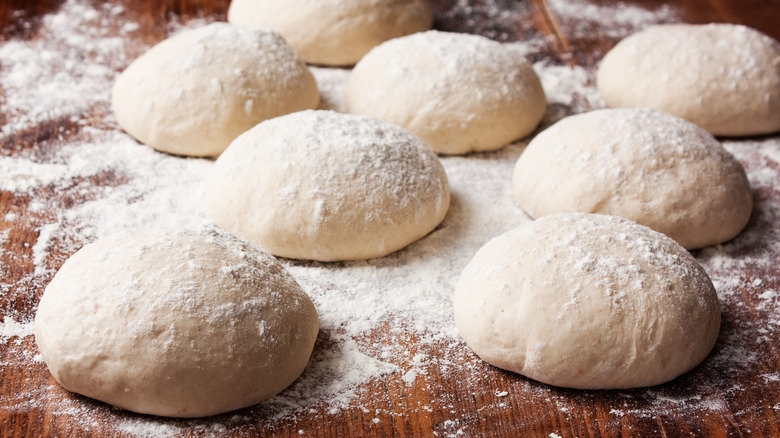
xmin=2 ymin=0 xmax=780 ymax=436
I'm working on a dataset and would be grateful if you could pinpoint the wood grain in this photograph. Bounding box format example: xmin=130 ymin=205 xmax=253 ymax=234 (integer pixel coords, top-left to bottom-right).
xmin=2 ymin=1 xmax=780 ymax=437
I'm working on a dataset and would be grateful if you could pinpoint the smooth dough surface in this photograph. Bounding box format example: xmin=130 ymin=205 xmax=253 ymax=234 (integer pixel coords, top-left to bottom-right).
xmin=454 ymin=213 xmax=721 ymax=389
xmin=345 ymin=30 xmax=547 ymax=154
xmin=204 ymin=110 xmax=451 ymax=261
xmin=512 ymin=108 xmax=752 ymax=250
xmin=34 ymin=227 xmax=319 ymax=418
xmin=598 ymin=23 xmax=780 ymax=136
xmin=227 ymin=0 xmax=433 ymax=66
xmin=112 ymin=23 xmax=319 ymax=157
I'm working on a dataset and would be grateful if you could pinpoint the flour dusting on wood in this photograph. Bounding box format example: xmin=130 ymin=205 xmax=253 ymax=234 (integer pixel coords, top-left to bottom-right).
xmin=1 ymin=0 xmax=779 ymax=436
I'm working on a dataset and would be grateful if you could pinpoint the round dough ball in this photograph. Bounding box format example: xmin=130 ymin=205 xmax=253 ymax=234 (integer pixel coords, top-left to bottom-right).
xmin=112 ymin=23 xmax=319 ymax=157
xmin=34 ymin=227 xmax=319 ymax=418
xmin=454 ymin=212 xmax=721 ymax=389
xmin=204 ymin=110 xmax=451 ymax=261
xmin=345 ymin=30 xmax=547 ymax=155
xmin=597 ymin=23 xmax=780 ymax=137
xmin=512 ymin=108 xmax=752 ymax=250
xmin=227 ymin=0 xmax=433 ymax=66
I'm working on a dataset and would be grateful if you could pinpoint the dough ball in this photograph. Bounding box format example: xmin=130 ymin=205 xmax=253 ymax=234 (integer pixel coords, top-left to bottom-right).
xmin=454 ymin=212 xmax=721 ymax=389
xmin=204 ymin=110 xmax=451 ymax=261
xmin=597 ymin=23 xmax=780 ymax=137
xmin=34 ymin=227 xmax=319 ymax=418
xmin=112 ymin=23 xmax=319 ymax=157
xmin=512 ymin=108 xmax=752 ymax=250
xmin=345 ymin=30 xmax=547 ymax=154
xmin=227 ymin=0 xmax=434 ymax=66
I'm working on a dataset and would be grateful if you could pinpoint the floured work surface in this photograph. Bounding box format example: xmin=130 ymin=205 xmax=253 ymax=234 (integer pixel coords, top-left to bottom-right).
xmin=1 ymin=0 xmax=779 ymax=436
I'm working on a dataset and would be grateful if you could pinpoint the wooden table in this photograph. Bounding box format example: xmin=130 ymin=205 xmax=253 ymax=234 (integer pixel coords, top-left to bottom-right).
xmin=2 ymin=0 xmax=780 ymax=436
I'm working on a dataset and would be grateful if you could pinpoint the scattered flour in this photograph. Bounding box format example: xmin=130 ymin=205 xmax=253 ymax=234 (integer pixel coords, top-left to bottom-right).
xmin=310 ymin=67 xmax=350 ymax=113
xmin=0 ymin=0 xmax=129 ymax=139
xmin=0 ymin=155 xmax=105 ymax=192
xmin=32 ymin=223 xmax=59 ymax=276
xmin=436 ymin=0 xmax=541 ymax=43
xmin=0 ymin=316 xmax=34 ymax=340
xmin=0 ymin=230 xmax=7 ymax=278
xmin=0 ymin=0 xmax=779 ymax=436
xmin=533 ymin=61 xmax=602 ymax=126
xmin=546 ymin=0 xmax=680 ymax=39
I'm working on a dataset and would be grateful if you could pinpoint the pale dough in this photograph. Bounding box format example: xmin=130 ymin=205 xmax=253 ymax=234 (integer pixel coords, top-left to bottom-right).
xmin=345 ymin=30 xmax=547 ymax=154
xmin=454 ymin=212 xmax=721 ymax=389
xmin=598 ymin=23 xmax=780 ymax=136
xmin=204 ymin=110 xmax=451 ymax=262
xmin=34 ymin=227 xmax=319 ymax=418
xmin=227 ymin=0 xmax=434 ymax=66
xmin=112 ymin=23 xmax=319 ymax=157
xmin=512 ymin=108 xmax=753 ymax=250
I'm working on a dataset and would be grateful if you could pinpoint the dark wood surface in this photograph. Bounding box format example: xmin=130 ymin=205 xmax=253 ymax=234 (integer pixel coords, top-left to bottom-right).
xmin=2 ymin=0 xmax=780 ymax=436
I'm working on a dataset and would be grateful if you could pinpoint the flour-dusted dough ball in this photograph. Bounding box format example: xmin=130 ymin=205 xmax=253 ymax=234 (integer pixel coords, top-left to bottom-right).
xmin=227 ymin=0 xmax=433 ymax=66
xmin=454 ymin=213 xmax=721 ymax=389
xmin=346 ymin=31 xmax=547 ymax=155
xmin=34 ymin=227 xmax=319 ymax=418
xmin=204 ymin=110 xmax=451 ymax=261
xmin=512 ymin=108 xmax=752 ymax=250
xmin=112 ymin=23 xmax=319 ymax=157
xmin=598 ymin=23 xmax=780 ymax=136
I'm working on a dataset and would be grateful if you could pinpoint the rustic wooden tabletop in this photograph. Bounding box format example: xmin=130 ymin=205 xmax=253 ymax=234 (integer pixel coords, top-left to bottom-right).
xmin=2 ymin=0 xmax=780 ymax=436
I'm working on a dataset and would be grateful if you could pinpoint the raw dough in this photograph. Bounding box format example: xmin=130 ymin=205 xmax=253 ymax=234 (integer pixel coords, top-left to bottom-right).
xmin=227 ymin=0 xmax=434 ymax=66
xmin=597 ymin=23 xmax=780 ymax=136
xmin=204 ymin=110 xmax=451 ymax=261
xmin=345 ymin=30 xmax=547 ymax=154
xmin=112 ymin=22 xmax=319 ymax=157
xmin=34 ymin=227 xmax=319 ymax=418
xmin=454 ymin=212 xmax=721 ymax=389
xmin=512 ymin=108 xmax=752 ymax=250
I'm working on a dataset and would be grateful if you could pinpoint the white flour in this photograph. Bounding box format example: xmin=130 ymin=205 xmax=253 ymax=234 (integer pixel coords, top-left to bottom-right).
xmin=546 ymin=0 xmax=679 ymax=39
xmin=0 ymin=316 xmax=34 ymax=340
xmin=1 ymin=0 xmax=779 ymax=436
xmin=0 ymin=1 xmax=127 ymax=138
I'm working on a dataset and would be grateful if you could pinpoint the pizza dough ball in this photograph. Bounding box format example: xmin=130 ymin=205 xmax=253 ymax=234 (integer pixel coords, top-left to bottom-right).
xmin=204 ymin=110 xmax=451 ymax=261
xmin=512 ymin=108 xmax=752 ymax=250
xmin=34 ymin=227 xmax=319 ymax=418
xmin=598 ymin=23 xmax=780 ymax=137
xmin=227 ymin=0 xmax=433 ymax=66
xmin=112 ymin=23 xmax=319 ymax=157
xmin=345 ymin=30 xmax=547 ymax=154
xmin=454 ymin=213 xmax=721 ymax=389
